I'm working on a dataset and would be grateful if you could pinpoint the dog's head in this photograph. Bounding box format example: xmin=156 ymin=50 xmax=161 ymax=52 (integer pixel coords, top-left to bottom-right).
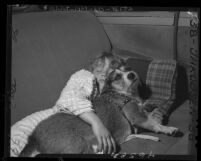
xmin=103 ymin=66 xmax=141 ymax=97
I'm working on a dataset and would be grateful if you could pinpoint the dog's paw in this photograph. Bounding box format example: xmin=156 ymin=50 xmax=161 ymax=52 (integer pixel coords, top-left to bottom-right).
xmin=154 ymin=125 xmax=181 ymax=136
xmin=163 ymin=126 xmax=184 ymax=137
xmin=170 ymin=129 xmax=184 ymax=137
xmin=165 ymin=126 xmax=179 ymax=135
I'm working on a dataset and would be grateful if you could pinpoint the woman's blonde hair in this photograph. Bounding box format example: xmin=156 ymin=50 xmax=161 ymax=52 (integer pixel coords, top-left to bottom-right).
xmin=88 ymin=51 xmax=126 ymax=72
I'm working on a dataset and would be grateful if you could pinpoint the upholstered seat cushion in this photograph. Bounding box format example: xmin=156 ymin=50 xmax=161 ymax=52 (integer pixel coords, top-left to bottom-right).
xmin=11 ymin=11 xmax=111 ymax=125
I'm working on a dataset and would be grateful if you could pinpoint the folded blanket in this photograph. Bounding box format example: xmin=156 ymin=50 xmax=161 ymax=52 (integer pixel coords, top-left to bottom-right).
xmin=143 ymin=59 xmax=177 ymax=116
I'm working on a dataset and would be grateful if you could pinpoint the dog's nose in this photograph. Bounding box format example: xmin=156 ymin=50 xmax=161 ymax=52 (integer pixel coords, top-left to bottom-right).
xmin=127 ymin=72 xmax=136 ymax=80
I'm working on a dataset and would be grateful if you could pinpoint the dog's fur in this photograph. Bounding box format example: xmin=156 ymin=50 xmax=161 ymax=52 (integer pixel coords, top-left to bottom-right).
xmin=19 ymin=68 xmax=180 ymax=157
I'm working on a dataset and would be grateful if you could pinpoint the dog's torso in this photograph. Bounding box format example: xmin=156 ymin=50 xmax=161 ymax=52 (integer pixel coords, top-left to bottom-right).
xmin=21 ymin=91 xmax=133 ymax=155
xmin=92 ymin=91 xmax=134 ymax=142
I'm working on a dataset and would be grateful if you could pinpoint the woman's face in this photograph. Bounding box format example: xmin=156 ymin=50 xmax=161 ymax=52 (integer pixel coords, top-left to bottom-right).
xmin=93 ymin=58 xmax=113 ymax=82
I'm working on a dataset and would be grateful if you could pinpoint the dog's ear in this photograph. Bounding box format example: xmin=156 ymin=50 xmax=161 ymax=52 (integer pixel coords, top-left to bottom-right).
xmin=130 ymin=79 xmax=141 ymax=97
xmin=137 ymin=79 xmax=143 ymax=90
xmin=137 ymin=80 xmax=152 ymax=100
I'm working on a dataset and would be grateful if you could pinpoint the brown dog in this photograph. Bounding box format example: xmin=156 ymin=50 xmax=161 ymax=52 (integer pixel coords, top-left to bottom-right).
xmin=19 ymin=68 xmax=180 ymax=156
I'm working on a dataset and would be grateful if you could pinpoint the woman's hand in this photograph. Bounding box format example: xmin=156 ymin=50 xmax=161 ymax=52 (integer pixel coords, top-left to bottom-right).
xmin=79 ymin=111 xmax=116 ymax=154
xmin=92 ymin=121 xmax=116 ymax=154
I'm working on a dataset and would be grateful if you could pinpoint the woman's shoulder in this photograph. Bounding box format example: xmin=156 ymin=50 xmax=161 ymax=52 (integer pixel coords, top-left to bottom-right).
xmin=65 ymin=69 xmax=97 ymax=95
xmin=73 ymin=69 xmax=94 ymax=77
xmin=70 ymin=69 xmax=95 ymax=80
xmin=67 ymin=69 xmax=96 ymax=87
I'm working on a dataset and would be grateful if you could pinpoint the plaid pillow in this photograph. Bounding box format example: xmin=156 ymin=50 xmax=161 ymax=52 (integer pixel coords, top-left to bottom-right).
xmin=144 ymin=59 xmax=177 ymax=117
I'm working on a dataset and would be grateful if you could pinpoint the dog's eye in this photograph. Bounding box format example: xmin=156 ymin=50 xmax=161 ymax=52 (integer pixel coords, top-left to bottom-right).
xmin=115 ymin=74 xmax=122 ymax=80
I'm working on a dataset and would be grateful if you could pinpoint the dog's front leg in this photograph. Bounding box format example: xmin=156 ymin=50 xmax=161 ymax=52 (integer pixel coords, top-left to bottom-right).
xmin=146 ymin=113 xmax=180 ymax=136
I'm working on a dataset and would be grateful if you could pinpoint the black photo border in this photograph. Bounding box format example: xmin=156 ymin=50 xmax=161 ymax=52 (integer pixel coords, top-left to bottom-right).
xmin=1 ymin=1 xmax=199 ymax=161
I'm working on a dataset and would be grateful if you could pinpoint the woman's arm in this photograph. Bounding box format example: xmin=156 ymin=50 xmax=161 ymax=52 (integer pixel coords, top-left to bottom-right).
xmin=55 ymin=70 xmax=116 ymax=154
xmin=79 ymin=111 xmax=116 ymax=154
